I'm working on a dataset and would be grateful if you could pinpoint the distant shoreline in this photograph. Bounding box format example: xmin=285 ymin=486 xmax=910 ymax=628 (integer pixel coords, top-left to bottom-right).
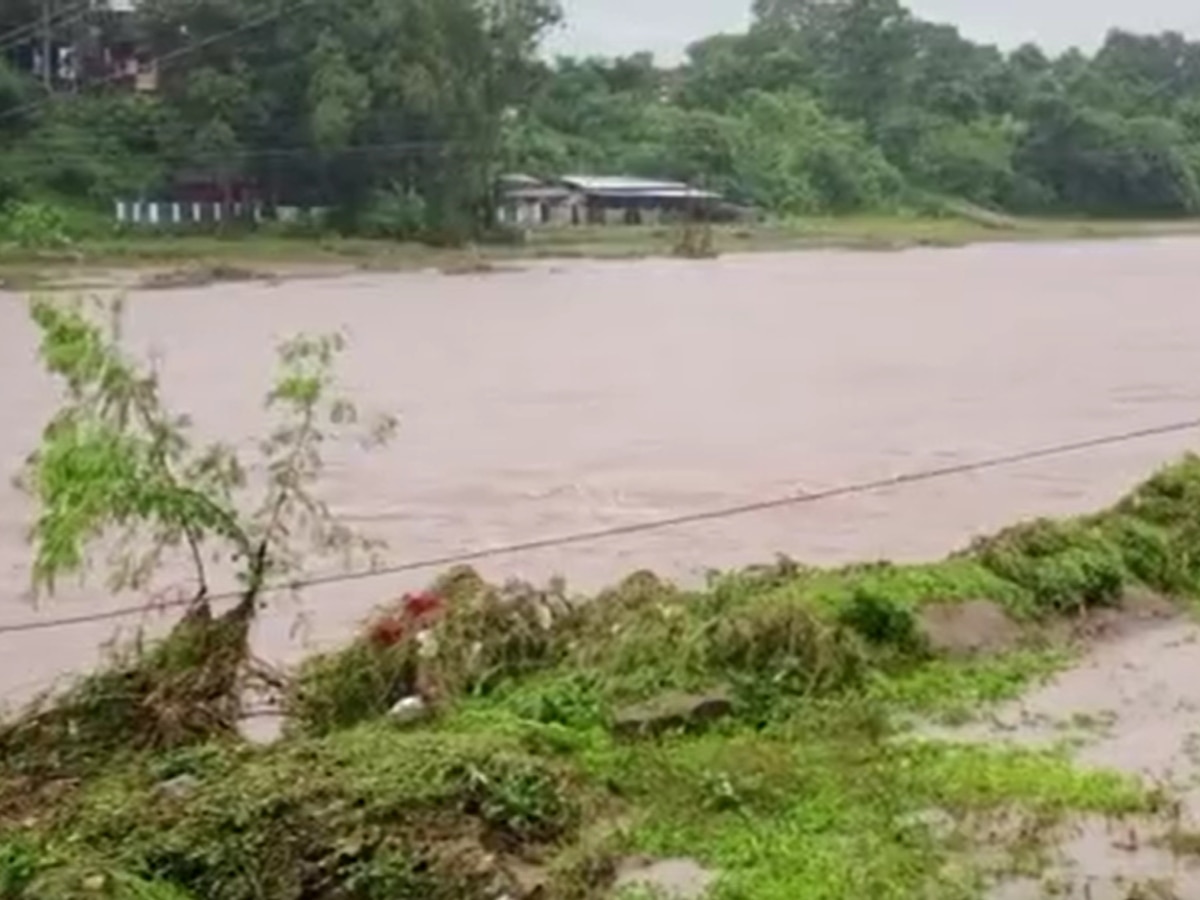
xmin=3 ymin=215 xmax=1200 ymax=291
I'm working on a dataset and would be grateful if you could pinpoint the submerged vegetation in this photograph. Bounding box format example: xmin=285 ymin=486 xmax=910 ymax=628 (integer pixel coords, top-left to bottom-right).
xmin=4 ymin=299 xmax=1200 ymax=898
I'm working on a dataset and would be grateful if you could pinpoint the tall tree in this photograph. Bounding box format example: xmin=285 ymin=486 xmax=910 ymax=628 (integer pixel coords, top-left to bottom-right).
xmin=136 ymin=0 xmax=560 ymax=233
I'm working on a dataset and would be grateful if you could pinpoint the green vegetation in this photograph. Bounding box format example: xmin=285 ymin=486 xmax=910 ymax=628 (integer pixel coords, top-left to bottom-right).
xmin=290 ymin=455 xmax=1200 ymax=739
xmin=4 ymin=295 xmax=395 ymax=778
xmin=2 ymin=0 xmax=1200 ymax=255
xmin=5 ymin=215 xmax=1200 ymax=288
xmin=518 ymin=3 xmax=1200 ymax=220
xmin=0 ymin=0 xmax=559 ymax=243
xmin=5 ymin=299 xmax=1200 ymax=898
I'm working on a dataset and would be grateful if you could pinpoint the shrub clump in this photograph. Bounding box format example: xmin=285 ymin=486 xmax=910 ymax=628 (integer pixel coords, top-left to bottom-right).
xmin=0 ymin=727 xmax=585 ymax=900
xmin=967 ymin=518 xmax=1129 ymax=614
xmin=705 ymin=594 xmax=867 ymax=700
xmin=289 ymin=567 xmax=585 ymax=734
xmin=0 ymin=607 xmax=251 ymax=784
xmin=0 ymin=200 xmax=75 ymax=250
xmin=963 ymin=455 xmax=1200 ymax=613
xmin=1104 ymin=453 xmax=1200 ymax=593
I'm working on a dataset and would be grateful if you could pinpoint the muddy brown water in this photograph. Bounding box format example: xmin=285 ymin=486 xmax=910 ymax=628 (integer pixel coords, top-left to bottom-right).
xmin=3 ymin=239 xmax=1200 ymax=704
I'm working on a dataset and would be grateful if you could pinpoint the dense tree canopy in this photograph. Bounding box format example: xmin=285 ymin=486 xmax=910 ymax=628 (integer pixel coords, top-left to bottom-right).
xmin=506 ymin=0 xmax=1200 ymax=219
xmin=1 ymin=0 xmax=1199 ymax=233
xmin=0 ymin=0 xmax=560 ymax=236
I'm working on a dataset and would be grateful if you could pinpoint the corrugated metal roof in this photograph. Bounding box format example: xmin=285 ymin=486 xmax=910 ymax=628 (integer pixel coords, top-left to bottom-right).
xmin=503 ymin=186 xmax=575 ymax=200
xmin=498 ymin=174 xmax=721 ymax=201
xmin=560 ymin=175 xmax=691 ymax=192
xmin=559 ymin=176 xmax=721 ymax=200
xmin=595 ymin=187 xmax=722 ymax=200
xmin=499 ymin=173 xmax=543 ymax=186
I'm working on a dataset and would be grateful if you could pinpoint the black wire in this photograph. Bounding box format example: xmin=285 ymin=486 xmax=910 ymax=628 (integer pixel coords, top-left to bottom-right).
xmin=0 ymin=140 xmax=465 ymax=161
xmin=2 ymin=416 xmax=1197 ymax=637
xmin=0 ymin=1 xmax=95 ymax=55
xmin=0 ymin=0 xmax=310 ymax=124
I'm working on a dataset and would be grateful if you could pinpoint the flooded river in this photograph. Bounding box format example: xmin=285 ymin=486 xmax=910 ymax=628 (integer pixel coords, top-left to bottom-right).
xmin=2 ymin=238 xmax=1200 ymax=701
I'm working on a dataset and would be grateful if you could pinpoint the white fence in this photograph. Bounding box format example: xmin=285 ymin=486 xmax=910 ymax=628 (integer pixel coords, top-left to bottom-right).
xmin=114 ymin=200 xmax=265 ymax=227
xmin=113 ymin=201 xmax=334 ymax=229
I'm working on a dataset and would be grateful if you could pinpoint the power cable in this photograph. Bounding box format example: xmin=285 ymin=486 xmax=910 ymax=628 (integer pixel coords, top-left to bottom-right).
xmin=0 ymin=1 xmax=94 ymax=56
xmin=1 ymin=416 xmax=1197 ymax=638
xmin=0 ymin=139 xmax=465 ymax=160
xmin=0 ymin=0 xmax=306 ymax=124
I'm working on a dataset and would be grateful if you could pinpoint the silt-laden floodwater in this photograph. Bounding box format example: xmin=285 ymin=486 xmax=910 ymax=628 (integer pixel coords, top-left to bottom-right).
xmin=2 ymin=238 xmax=1200 ymax=702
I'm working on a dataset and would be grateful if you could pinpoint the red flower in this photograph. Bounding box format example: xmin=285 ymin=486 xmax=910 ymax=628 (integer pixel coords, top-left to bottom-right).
xmin=367 ymin=615 xmax=407 ymax=648
xmin=403 ymin=591 xmax=444 ymax=622
xmin=366 ymin=592 xmax=446 ymax=648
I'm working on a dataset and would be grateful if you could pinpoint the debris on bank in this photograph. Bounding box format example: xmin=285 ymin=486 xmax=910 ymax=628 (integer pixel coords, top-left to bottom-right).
xmin=7 ymin=456 xmax=1200 ymax=898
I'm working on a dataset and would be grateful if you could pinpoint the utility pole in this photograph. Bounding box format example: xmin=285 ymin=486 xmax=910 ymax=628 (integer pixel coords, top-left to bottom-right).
xmin=41 ymin=0 xmax=53 ymax=89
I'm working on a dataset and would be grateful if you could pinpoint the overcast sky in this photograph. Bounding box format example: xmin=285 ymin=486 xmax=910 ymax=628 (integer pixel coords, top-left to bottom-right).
xmin=546 ymin=0 xmax=1200 ymax=62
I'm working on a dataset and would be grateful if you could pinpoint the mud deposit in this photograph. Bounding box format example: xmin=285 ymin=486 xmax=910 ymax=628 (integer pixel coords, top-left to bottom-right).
xmin=614 ymin=858 xmax=717 ymax=899
xmin=929 ymin=611 xmax=1200 ymax=899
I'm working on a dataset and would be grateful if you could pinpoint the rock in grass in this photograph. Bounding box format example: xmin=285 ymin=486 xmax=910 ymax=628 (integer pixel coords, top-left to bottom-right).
xmin=157 ymin=774 xmax=201 ymax=801
xmin=388 ymin=695 xmax=430 ymax=726
xmin=611 ymin=691 xmax=733 ymax=739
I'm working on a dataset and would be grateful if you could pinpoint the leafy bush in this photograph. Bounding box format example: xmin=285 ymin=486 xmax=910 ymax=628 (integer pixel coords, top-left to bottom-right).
xmin=0 ymin=200 xmax=74 ymax=249
xmin=0 ymin=839 xmax=40 ymax=897
xmin=1115 ymin=453 xmax=1200 ymax=528
xmin=290 ymin=568 xmax=583 ymax=734
xmin=1100 ymin=453 xmax=1200 ymax=593
xmin=358 ymin=182 xmax=428 ymax=239
xmin=1098 ymin=516 xmax=1191 ymax=595
xmin=837 ymin=585 xmax=923 ymax=652
xmin=969 ymin=519 xmax=1129 ymax=613
xmin=287 ymin=640 xmax=421 ymax=736
xmin=705 ymin=594 xmax=867 ymax=700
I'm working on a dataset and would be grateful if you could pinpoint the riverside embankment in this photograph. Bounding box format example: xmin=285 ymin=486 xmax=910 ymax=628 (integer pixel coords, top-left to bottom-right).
xmin=4 ymin=237 xmax=1200 ymax=705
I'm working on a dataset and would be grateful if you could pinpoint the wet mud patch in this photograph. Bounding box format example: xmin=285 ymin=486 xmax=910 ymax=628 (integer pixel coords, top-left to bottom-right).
xmin=137 ymin=263 xmax=272 ymax=290
xmin=988 ymin=814 xmax=1200 ymax=899
xmin=613 ymin=857 xmax=717 ymax=899
xmin=918 ymin=600 xmax=1024 ymax=657
xmin=915 ymin=588 xmax=1176 ymax=662
xmin=922 ymin=606 xmax=1200 ymax=898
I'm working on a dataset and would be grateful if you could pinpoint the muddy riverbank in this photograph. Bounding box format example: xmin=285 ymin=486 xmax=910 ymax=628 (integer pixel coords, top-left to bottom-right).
xmin=8 ymin=452 xmax=1200 ymax=900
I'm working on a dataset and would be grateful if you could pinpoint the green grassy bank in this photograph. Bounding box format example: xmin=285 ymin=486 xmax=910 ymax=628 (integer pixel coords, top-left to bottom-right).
xmin=3 ymin=213 xmax=1200 ymax=290
xmin=5 ymin=455 xmax=1200 ymax=899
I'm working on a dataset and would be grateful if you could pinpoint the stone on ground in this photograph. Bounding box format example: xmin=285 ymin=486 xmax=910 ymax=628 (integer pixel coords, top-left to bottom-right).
xmin=611 ymin=691 xmax=734 ymax=739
